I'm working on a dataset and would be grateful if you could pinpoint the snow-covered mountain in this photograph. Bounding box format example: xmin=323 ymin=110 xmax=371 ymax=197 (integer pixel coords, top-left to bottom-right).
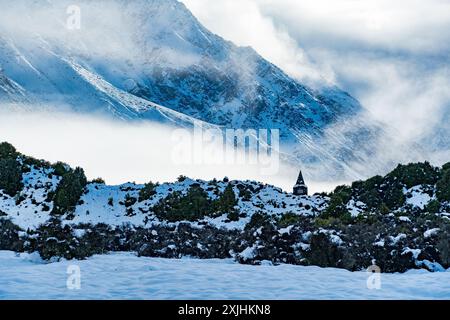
xmin=0 ymin=0 xmax=412 ymax=179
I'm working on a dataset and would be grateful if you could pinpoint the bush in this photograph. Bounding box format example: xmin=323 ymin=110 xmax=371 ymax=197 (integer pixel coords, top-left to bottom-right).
xmin=0 ymin=142 xmax=18 ymax=159
xmin=348 ymin=163 xmax=440 ymax=212
xmin=215 ymin=184 xmax=238 ymax=215
xmin=22 ymin=156 xmax=51 ymax=169
xmin=24 ymin=219 xmax=115 ymax=260
xmin=52 ymin=167 xmax=87 ymax=215
xmin=425 ymin=200 xmax=441 ymax=214
xmin=0 ymin=158 xmax=23 ymax=197
xmin=124 ymin=194 xmax=137 ymax=207
xmin=0 ymin=218 xmax=23 ymax=251
xmin=153 ymin=186 xmax=213 ymax=222
xmin=90 ymin=177 xmax=105 ymax=184
xmin=436 ymin=166 xmax=450 ymax=202
xmin=236 ymin=184 xmax=252 ymax=201
xmin=245 ymin=212 xmax=273 ymax=230
xmin=139 ymin=182 xmax=158 ymax=202
xmin=437 ymin=224 xmax=450 ymax=268
xmin=306 ymin=233 xmax=342 ymax=268
xmin=352 ymin=174 xmax=405 ymax=211
xmin=278 ymin=212 xmax=302 ymax=228
xmin=227 ymin=211 xmax=240 ymax=221
xmin=52 ymin=162 xmax=70 ymax=176
xmin=322 ymin=185 xmax=352 ymax=220
xmin=153 ymin=184 xmax=242 ymax=222
xmin=387 ymin=162 xmax=441 ymax=188
xmin=25 ymin=218 xmax=77 ymax=260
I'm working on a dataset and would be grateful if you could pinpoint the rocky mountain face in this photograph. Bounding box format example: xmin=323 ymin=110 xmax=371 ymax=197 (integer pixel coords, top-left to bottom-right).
xmin=1 ymin=142 xmax=450 ymax=273
xmin=0 ymin=0 xmax=401 ymax=180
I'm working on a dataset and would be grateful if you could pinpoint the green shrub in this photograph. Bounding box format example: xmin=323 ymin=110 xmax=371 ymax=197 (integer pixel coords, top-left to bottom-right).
xmin=124 ymin=194 xmax=137 ymax=207
xmin=322 ymin=185 xmax=352 ymax=219
xmin=52 ymin=162 xmax=70 ymax=176
xmin=306 ymin=233 xmax=342 ymax=268
xmin=387 ymin=162 xmax=441 ymax=188
xmin=52 ymin=167 xmax=87 ymax=215
xmin=352 ymin=174 xmax=405 ymax=211
xmin=425 ymin=199 xmax=441 ymax=213
xmin=442 ymin=162 xmax=450 ymax=172
xmin=0 ymin=142 xmax=18 ymax=159
xmin=278 ymin=212 xmax=302 ymax=228
xmin=437 ymin=224 xmax=450 ymax=268
xmin=215 ymin=184 xmax=238 ymax=214
xmin=22 ymin=156 xmax=51 ymax=169
xmin=153 ymin=186 xmax=213 ymax=222
xmin=0 ymin=218 xmax=23 ymax=251
xmin=90 ymin=177 xmax=105 ymax=184
xmin=236 ymin=184 xmax=252 ymax=201
xmin=436 ymin=167 xmax=450 ymax=202
xmin=245 ymin=212 xmax=272 ymax=230
xmin=315 ymin=216 xmax=349 ymax=228
xmin=139 ymin=182 xmax=158 ymax=202
xmin=348 ymin=163 xmax=440 ymax=212
xmin=25 ymin=218 xmax=76 ymax=260
xmin=227 ymin=211 xmax=240 ymax=222
xmin=0 ymin=158 xmax=23 ymax=197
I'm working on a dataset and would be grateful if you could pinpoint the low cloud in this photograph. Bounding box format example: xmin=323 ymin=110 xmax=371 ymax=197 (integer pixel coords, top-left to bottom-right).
xmin=0 ymin=109 xmax=339 ymax=193
xmin=182 ymin=0 xmax=450 ymax=143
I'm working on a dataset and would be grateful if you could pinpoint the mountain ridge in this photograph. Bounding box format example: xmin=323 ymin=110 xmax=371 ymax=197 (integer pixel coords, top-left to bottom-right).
xmin=0 ymin=0 xmax=398 ymax=180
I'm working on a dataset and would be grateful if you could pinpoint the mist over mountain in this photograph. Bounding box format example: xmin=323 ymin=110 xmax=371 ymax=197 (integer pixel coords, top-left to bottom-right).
xmin=0 ymin=0 xmax=428 ymax=181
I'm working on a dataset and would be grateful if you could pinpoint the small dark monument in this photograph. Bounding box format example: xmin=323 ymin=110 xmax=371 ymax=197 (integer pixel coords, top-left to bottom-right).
xmin=293 ymin=170 xmax=308 ymax=196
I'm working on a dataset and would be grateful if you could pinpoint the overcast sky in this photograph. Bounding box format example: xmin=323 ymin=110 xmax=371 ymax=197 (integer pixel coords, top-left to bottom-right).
xmin=182 ymin=0 xmax=450 ymax=141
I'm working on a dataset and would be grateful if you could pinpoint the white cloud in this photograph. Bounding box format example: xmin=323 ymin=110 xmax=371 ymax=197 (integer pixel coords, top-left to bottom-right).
xmin=181 ymin=0 xmax=334 ymax=85
xmin=0 ymin=109 xmax=338 ymax=193
xmin=181 ymin=0 xmax=450 ymax=142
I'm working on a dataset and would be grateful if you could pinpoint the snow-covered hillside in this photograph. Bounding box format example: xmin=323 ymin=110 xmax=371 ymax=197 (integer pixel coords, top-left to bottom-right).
xmin=0 ymin=160 xmax=327 ymax=231
xmin=1 ymin=143 xmax=450 ymax=273
xmin=0 ymin=0 xmax=402 ymax=180
xmin=1 ymin=251 xmax=449 ymax=300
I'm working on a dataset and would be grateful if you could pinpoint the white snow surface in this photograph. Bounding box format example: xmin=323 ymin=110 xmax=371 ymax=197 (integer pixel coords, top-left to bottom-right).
xmin=0 ymin=251 xmax=450 ymax=300
xmin=405 ymin=186 xmax=433 ymax=210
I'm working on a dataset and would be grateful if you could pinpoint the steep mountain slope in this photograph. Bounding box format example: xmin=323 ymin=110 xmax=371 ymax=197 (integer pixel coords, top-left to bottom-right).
xmin=0 ymin=0 xmax=403 ymax=179
xmin=0 ymin=69 xmax=27 ymax=104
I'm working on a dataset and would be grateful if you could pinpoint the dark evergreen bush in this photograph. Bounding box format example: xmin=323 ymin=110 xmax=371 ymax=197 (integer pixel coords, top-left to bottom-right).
xmin=387 ymin=162 xmax=441 ymax=188
xmin=0 ymin=142 xmax=18 ymax=159
xmin=323 ymin=185 xmax=352 ymax=219
xmin=215 ymin=184 xmax=238 ymax=215
xmin=153 ymin=185 xmax=213 ymax=222
xmin=25 ymin=218 xmax=78 ymax=260
xmin=437 ymin=224 xmax=450 ymax=268
xmin=52 ymin=167 xmax=87 ymax=215
xmin=0 ymin=158 xmax=23 ymax=197
xmin=306 ymin=233 xmax=342 ymax=268
xmin=245 ymin=212 xmax=273 ymax=230
xmin=0 ymin=218 xmax=23 ymax=251
xmin=436 ymin=165 xmax=450 ymax=202
xmin=138 ymin=182 xmax=158 ymax=202
xmin=52 ymin=161 xmax=70 ymax=176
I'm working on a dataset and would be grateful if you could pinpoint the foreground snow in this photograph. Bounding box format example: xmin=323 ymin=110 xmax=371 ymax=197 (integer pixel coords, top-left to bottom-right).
xmin=0 ymin=251 xmax=449 ymax=300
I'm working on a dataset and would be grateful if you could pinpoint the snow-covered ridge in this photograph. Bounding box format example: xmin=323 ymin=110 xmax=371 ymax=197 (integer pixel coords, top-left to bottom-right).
xmin=1 ymin=145 xmax=450 ymax=273
xmin=0 ymin=163 xmax=327 ymax=231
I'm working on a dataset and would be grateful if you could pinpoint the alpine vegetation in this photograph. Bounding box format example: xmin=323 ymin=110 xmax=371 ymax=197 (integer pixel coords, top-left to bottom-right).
xmin=0 ymin=142 xmax=449 ymax=273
